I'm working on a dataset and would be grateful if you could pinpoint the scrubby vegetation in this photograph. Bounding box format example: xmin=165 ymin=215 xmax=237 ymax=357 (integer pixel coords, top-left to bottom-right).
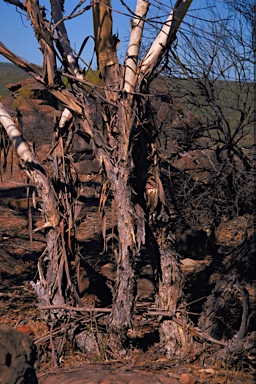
xmin=0 ymin=62 xmax=30 ymax=97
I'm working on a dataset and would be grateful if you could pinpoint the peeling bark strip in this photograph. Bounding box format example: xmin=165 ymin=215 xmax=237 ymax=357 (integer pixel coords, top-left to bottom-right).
xmin=26 ymin=0 xmax=58 ymax=86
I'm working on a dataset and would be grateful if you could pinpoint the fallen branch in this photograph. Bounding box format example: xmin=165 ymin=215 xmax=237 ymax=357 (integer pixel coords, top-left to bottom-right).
xmin=39 ymin=304 xmax=112 ymax=313
xmin=38 ymin=304 xmax=227 ymax=346
xmin=146 ymin=309 xmax=227 ymax=346
xmin=0 ymin=293 xmax=35 ymax=298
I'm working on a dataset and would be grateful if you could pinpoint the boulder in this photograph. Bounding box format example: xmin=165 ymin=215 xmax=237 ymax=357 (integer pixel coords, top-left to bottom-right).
xmin=0 ymin=326 xmax=39 ymax=384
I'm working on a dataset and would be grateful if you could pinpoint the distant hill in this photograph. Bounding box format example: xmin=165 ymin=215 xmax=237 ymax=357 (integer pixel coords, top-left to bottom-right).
xmin=0 ymin=62 xmax=30 ymax=97
xmin=0 ymin=62 xmax=252 ymax=148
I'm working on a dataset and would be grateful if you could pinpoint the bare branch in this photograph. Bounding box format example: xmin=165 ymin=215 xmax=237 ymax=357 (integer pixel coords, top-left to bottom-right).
xmin=140 ymin=0 xmax=192 ymax=80
xmin=3 ymin=0 xmax=26 ymax=11
xmin=0 ymin=103 xmax=60 ymax=229
xmin=0 ymin=42 xmax=43 ymax=81
xmin=50 ymin=0 xmax=84 ymax=80
xmin=51 ymin=5 xmax=91 ymax=31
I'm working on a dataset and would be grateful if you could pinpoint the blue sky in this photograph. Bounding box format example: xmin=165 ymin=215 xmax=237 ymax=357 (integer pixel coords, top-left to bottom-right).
xmin=0 ymin=1 xmax=207 ymax=66
xmin=0 ymin=0 xmax=251 ymax=80
xmin=0 ymin=0 xmax=139 ymax=65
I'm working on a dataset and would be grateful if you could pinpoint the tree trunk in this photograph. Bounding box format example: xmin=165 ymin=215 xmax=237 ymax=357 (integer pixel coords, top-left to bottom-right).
xmin=99 ymin=97 xmax=140 ymax=345
xmin=156 ymin=247 xmax=192 ymax=358
xmin=0 ymin=104 xmax=61 ymax=311
xmin=92 ymin=1 xmax=140 ymax=345
xmin=108 ymin=172 xmax=137 ymax=343
xmin=1 ymin=0 xmax=193 ymax=356
xmin=0 ymin=103 xmax=81 ymax=323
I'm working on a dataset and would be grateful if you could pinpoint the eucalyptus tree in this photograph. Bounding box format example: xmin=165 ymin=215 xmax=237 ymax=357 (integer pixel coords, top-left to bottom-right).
xmin=0 ymin=0 xmax=194 ymax=355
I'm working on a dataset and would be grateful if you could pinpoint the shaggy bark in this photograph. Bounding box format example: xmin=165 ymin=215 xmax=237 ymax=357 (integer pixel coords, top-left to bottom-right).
xmin=156 ymin=247 xmax=192 ymax=357
xmin=1 ymin=0 xmax=193 ymax=355
xmin=26 ymin=0 xmax=58 ymax=86
xmin=91 ymin=2 xmax=141 ymax=343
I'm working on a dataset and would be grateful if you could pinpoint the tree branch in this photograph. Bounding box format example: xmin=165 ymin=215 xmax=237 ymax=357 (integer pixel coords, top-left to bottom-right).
xmin=3 ymin=0 xmax=26 ymax=11
xmin=92 ymin=0 xmax=119 ymax=91
xmin=26 ymin=0 xmax=58 ymax=85
xmin=0 ymin=42 xmax=43 ymax=81
xmin=140 ymin=0 xmax=192 ymax=80
xmin=123 ymin=0 xmax=149 ymax=93
xmin=0 ymin=103 xmax=60 ymax=229
xmin=50 ymin=0 xmax=84 ymax=80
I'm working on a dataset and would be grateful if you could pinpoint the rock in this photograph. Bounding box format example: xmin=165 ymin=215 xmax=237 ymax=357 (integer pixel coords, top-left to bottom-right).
xmin=0 ymin=325 xmax=39 ymax=384
xmin=74 ymin=158 xmax=100 ymax=175
xmin=180 ymin=257 xmax=212 ymax=274
xmin=75 ymin=330 xmax=101 ymax=354
xmin=38 ymin=364 xmax=181 ymax=383
xmin=100 ymin=263 xmax=154 ymax=301
xmin=0 ymin=249 xmax=17 ymax=275
xmin=36 ymin=144 xmax=52 ymax=162
xmin=137 ymin=277 xmax=155 ymax=301
xmin=100 ymin=262 xmax=116 ymax=280
xmin=180 ymin=373 xmax=196 ymax=384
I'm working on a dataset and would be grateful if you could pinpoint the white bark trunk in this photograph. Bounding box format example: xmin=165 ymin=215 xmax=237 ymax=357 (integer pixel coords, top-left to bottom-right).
xmin=0 ymin=103 xmax=34 ymax=163
xmin=0 ymin=103 xmax=60 ymax=229
xmin=140 ymin=0 xmax=192 ymax=75
xmin=123 ymin=0 xmax=149 ymax=93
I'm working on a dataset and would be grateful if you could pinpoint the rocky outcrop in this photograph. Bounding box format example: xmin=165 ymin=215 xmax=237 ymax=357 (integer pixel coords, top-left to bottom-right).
xmin=5 ymin=78 xmax=61 ymax=147
xmin=38 ymin=364 xmax=182 ymax=384
xmin=0 ymin=326 xmax=39 ymax=384
xmin=6 ymin=78 xmax=59 ymax=109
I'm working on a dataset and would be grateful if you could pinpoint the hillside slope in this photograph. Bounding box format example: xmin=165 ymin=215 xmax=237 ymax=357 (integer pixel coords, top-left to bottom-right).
xmin=0 ymin=62 xmax=30 ymax=97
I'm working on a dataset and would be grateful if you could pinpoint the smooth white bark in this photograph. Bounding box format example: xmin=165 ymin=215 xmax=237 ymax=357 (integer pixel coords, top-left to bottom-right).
xmin=123 ymin=0 xmax=149 ymax=93
xmin=59 ymin=108 xmax=73 ymax=129
xmin=140 ymin=0 xmax=192 ymax=74
xmin=0 ymin=103 xmax=33 ymax=163
xmin=0 ymin=103 xmax=60 ymax=229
